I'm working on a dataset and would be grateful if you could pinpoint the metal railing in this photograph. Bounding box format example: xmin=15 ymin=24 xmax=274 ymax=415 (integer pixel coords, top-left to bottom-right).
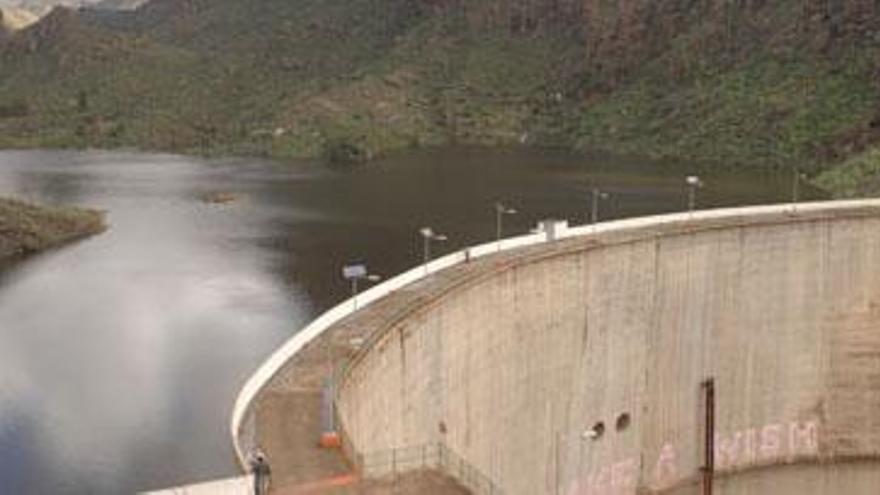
xmin=360 ymin=443 xmax=441 ymax=478
xmin=356 ymin=442 xmax=504 ymax=495
xmin=438 ymin=443 xmax=504 ymax=495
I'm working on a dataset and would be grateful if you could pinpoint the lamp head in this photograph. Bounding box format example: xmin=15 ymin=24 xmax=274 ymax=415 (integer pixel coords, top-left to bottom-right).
xmin=582 ymin=429 xmax=599 ymax=440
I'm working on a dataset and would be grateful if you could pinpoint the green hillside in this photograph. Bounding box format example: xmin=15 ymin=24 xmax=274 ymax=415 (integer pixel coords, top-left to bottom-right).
xmin=1 ymin=1 xmax=880 ymax=194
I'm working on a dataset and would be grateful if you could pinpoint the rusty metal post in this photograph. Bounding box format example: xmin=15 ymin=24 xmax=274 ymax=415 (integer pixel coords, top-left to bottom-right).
xmin=554 ymin=430 xmax=561 ymax=495
xmin=392 ymin=447 xmax=400 ymax=494
xmin=702 ymin=379 xmax=715 ymax=495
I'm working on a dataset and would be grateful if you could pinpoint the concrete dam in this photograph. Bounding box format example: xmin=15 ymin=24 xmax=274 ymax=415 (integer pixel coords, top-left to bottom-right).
xmin=232 ymin=200 xmax=880 ymax=494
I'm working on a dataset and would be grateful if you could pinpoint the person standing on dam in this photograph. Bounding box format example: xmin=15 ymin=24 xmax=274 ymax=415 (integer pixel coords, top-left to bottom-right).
xmin=248 ymin=450 xmax=271 ymax=495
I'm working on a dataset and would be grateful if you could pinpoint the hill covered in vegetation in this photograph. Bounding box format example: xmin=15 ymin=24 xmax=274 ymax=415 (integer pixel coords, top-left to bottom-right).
xmin=0 ymin=0 xmax=879 ymax=194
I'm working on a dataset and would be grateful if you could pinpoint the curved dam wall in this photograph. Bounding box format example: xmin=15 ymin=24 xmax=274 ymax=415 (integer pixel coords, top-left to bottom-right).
xmin=332 ymin=201 xmax=880 ymax=494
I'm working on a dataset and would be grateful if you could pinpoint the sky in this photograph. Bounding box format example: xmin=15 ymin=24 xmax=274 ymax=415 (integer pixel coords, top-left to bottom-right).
xmin=1 ymin=1 xmax=86 ymax=11
xmin=0 ymin=0 xmax=133 ymax=15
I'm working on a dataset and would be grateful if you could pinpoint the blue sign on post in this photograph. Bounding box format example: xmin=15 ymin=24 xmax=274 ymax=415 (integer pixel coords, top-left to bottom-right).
xmin=342 ymin=264 xmax=367 ymax=279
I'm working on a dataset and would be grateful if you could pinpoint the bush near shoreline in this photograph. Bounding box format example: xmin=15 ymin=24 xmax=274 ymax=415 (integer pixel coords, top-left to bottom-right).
xmin=0 ymin=197 xmax=106 ymax=259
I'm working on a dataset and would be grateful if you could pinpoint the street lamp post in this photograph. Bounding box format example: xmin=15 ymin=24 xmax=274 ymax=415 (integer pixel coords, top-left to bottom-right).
xmin=686 ymin=175 xmax=703 ymax=212
xmin=589 ymin=188 xmax=610 ymax=224
xmin=342 ymin=263 xmax=381 ymax=310
xmin=495 ymin=202 xmax=517 ymax=250
xmin=792 ymin=166 xmax=807 ymax=204
xmin=419 ymin=227 xmax=448 ymax=274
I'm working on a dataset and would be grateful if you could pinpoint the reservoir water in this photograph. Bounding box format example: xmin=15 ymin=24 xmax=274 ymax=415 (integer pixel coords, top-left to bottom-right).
xmin=0 ymin=147 xmax=816 ymax=493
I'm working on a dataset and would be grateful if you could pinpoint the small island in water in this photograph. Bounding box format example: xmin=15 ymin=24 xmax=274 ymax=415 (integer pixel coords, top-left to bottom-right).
xmin=0 ymin=196 xmax=106 ymax=260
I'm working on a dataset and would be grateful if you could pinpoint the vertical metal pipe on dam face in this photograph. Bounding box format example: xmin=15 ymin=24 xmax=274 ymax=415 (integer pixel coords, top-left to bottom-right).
xmin=702 ymin=379 xmax=715 ymax=495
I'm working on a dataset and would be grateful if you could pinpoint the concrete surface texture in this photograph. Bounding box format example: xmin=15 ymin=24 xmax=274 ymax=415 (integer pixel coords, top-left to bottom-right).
xmin=266 ymin=470 xmax=470 ymax=495
xmin=141 ymin=475 xmax=254 ymax=495
xmin=328 ymin=201 xmax=880 ymax=494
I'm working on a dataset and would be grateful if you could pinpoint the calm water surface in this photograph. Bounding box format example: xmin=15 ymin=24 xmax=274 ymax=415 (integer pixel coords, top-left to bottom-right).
xmin=0 ymin=147 xmax=817 ymax=493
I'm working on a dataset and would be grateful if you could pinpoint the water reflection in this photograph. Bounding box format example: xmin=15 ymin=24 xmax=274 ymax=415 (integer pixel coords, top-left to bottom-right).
xmin=0 ymin=148 xmax=817 ymax=493
xmin=0 ymin=151 xmax=308 ymax=493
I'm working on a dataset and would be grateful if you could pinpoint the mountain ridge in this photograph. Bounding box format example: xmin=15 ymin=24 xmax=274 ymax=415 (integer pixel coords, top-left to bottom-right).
xmin=0 ymin=5 xmax=37 ymax=32
xmin=0 ymin=1 xmax=89 ymax=16
xmin=1 ymin=0 xmax=880 ymax=194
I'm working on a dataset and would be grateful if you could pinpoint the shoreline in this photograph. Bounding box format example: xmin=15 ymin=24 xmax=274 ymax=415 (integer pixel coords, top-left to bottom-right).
xmin=0 ymin=142 xmax=832 ymax=179
xmin=0 ymin=196 xmax=107 ymax=261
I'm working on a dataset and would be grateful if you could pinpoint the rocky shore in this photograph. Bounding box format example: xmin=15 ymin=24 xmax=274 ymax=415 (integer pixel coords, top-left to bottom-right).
xmin=0 ymin=196 xmax=106 ymax=259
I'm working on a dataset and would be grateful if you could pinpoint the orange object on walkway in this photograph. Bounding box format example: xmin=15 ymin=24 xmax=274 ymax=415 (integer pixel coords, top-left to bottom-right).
xmin=319 ymin=431 xmax=342 ymax=448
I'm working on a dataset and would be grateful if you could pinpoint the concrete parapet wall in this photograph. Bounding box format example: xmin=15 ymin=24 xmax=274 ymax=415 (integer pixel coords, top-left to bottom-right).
xmin=333 ymin=200 xmax=880 ymax=494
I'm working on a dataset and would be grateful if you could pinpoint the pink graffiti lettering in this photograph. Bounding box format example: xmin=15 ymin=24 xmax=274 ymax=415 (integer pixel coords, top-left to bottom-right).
xmin=711 ymin=419 xmax=821 ymax=471
xmin=570 ymin=457 xmax=639 ymax=495
xmin=652 ymin=443 xmax=678 ymax=488
xmin=610 ymin=458 xmax=638 ymax=491
xmin=586 ymin=466 xmax=611 ymax=495
xmin=759 ymin=424 xmax=782 ymax=460
xmin=788 ymin=420 xmax=819 ymax=457
xmin=741 ymin=428 xmax=758 ymax=465
xmin=571 ymin=418 xmax=821 ymax=494
xmin=714 ymin=431 xmax=741 ymax=469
